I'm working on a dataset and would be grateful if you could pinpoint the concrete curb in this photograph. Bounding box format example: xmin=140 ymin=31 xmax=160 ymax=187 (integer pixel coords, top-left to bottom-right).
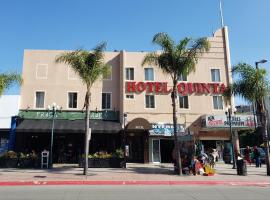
xmin=0 ymin=180 xmax=270 ymax=187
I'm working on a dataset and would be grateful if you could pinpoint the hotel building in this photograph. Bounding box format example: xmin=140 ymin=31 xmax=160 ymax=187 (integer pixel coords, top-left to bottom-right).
xmin=15 ymin=27 xmax=254 ymax=164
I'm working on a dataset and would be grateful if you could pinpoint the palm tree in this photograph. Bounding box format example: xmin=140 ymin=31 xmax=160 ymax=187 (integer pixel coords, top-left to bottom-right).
xmin=0 ymin=72 xmax=22 ymax=96
xmin=56 ymin=42 xmax=110 ymax=175
xmin=229 ymin=63 xmax=270 ymax=175
xmin=142 ymin=33 xmax=210 ymax=175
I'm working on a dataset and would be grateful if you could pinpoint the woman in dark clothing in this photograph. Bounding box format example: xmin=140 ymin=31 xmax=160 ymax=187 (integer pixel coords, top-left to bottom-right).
xmin=253 ymin=146 xmax=261 ymax=167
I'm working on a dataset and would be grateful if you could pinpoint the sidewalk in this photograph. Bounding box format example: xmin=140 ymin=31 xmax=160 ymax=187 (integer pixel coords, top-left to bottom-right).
xmin=0 ymin=163 xmax=270 ymax=186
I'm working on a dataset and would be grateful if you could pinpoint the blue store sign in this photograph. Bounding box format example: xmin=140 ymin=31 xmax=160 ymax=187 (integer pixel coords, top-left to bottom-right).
xmin=149 ymin=123 xmax=185 ymax=136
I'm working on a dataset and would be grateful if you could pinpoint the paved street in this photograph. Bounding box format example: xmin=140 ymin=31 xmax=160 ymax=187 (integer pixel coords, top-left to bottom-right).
xmin=0 ymin=185 xmax=270 ymax=200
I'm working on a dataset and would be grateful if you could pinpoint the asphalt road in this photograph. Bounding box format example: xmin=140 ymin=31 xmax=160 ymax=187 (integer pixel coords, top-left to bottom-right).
xmin=0 ymin=185 xmax=270 ymax=200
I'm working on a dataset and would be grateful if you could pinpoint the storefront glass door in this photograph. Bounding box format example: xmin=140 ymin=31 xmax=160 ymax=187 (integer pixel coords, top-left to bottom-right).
xmin=152 ymin=139 xmax=160 ymax=163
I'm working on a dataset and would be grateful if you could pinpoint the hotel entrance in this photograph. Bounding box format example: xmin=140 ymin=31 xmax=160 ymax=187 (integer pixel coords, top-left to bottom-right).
xmin=150 ymin=138 xmax=174 ymax=163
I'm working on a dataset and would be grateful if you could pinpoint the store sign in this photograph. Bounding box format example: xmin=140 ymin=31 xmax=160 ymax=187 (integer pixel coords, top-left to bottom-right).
xmin=149 ymin=123 xmax=185 ymax=136
xmin=18 ymin=110 xmax=119 ymax=121
xmin=205 ymin=115 xmax=255 ymax=128
xmin=126 ymin=81 xmax=226 ymax=95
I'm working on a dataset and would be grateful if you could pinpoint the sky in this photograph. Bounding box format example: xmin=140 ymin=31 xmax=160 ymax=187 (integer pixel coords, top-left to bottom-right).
xmin=0 ymin=0 xmax=270 ymax=105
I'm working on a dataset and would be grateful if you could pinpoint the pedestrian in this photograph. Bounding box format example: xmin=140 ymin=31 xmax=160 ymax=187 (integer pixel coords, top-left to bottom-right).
xmin=244 ymin=146 xmax=251 ymax=165
xmin=253 ymin=146 xmax=261 ymax=168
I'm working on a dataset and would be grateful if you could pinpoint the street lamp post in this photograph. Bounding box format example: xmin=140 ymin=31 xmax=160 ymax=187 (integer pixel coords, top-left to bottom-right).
xmin=123 ymin=113 xmax=128 ymax=167
xmin=255 ymin=59 xmax=270 ymax=176
xmin=225 ymin=107 xmax=236 ymax=169
xmin=48 ymin=103 xmax=60 ymax=168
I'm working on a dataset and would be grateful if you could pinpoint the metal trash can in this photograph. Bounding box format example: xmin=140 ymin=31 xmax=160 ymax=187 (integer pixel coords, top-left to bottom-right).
xmin=237 ymin=159 xmax=247 ymax=176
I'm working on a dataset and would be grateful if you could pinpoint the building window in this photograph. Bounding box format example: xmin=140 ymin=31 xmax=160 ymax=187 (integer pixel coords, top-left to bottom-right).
xmin=213 ymin=96 xmax=223 ymax=110
xmin=126 ymin=94 xmax=134 ymax=99
xmin=145 ymin=95 xmax=155 ymax=108
xmin=144 ymin=68 xmax=154 ymax=81
xmin=103 ymin=66 xmax=112 ymax=80
xmin=125 ymin=68 xmax=134 ymax=80
xmin=179 ymin=96 xmax=189 ymax=109
xmin=35 ymin=91 xmax=45 ymax=108
xmin=102 ymin=93 xmax=111 ymax=110
xmin=178 ymin=74 xmax=187 ymax=81
xmin=68 ymin=92 xmax=78 ymax=108
xmin=211 ymin=69 xmax=221 ymax=82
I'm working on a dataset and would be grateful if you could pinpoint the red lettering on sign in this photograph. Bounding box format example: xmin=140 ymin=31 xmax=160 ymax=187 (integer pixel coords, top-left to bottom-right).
xmin=219 ymin=83 xmax=226 ymax=94
xmin=126 ymin=82 xmax=136 ymax=92
xmin=155 ymin=82 xmax=163 ymax=93
xmin=211 ymin=83 xmax=220 ymax=94
xmin=187 ymin=83 xmax=194 ymax=94
xmin=136 ymin=82 xmax=146 ymax=92
xmin=146 ymin=82 xmax=155 ymax=93
xmin=177 ymin=82 xmax=188 ymax=95
xmin=125 ymin=81 xmax=226 ymax=95
xmin=201 ymin=83 xmax=211 ymax=93
xmin=162 ymin=82 xmax=172 ymax=93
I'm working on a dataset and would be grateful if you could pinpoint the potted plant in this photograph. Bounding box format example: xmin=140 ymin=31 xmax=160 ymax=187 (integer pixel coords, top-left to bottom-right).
xmin=79 ymin=148 xmax=125 ymax=168
xmin=0 ymin=151 xmax=18 ymax=168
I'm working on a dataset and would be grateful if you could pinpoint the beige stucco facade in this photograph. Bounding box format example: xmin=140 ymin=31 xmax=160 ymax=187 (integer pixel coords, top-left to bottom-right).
xmin=20 ymin=27 xmax=233 ymax=135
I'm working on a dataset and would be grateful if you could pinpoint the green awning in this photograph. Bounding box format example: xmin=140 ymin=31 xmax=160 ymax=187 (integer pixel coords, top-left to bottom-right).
xmin=16 ymin=119 xmax=121 ymax=134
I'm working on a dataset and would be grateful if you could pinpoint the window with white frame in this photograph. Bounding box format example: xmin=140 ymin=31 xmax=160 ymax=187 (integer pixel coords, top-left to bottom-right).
xmin=178 ymin=74 xmax=187 ymax=81
xmin=68 ymin=92 xmax=78 ymax=108
xmin=213 ymin=96 xmax=223 ymax=110
xmin=126 ymin=94 xmax=134 ymax=99
xmin=125 ymin=68 xmax=134 ymax=80
xmin=103 ymin=66 xmax=112 ymax=80
xmin=211 ymin=69 xmax=221 ymax=82
xmin=35 ymin=91 xmax=45 ymax=108
xmin=145 ymin=95 xmax=155 ymax=108
xmin=144 ymin=68 xmax=154 ymax=81
xmin=179 ymin=96 xmax=189 ymax=109
xmin=102 ymin=93 xmax=111 ymax=109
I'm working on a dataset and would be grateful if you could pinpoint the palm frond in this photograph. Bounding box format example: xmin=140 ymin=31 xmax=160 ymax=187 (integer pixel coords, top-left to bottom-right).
xmin=231 ymin=62 xmax=269 ymax=102
xmin=152 ymin=32 xmax=174 ymax=52
xmin=0 ymin=72 xmax=22 ymax=96
xmin=142 ymin=52 xmax=159 ymax=66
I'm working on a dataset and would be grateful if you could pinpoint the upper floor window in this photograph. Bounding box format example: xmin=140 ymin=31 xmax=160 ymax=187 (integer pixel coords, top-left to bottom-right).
xmin=36 ymin=64 xmax=48 ymax=79
xmin=103 ymin=66 xmax=112 ymax=80
xmin=68 ymin=92 xmax=78 ymax=108
xmin=178 ymin=74 xmax=187 ymax=81
xmin=179 ymin=96 xmax=189 ymax=109
xmin=125 ymin=68 xmax=134 ymax=80
xmin=144 ymin=68 xmax=154 ymax=81
xmin=211 ymin=69 xmax=221 ymax=82
xmin=102 ymin=93 xmax=111 ymax=110
xmin=213 ymin=96 xmax=223 ymax=110
xmin=126 ymin=94 xmax=134 ymax=99
xmin=35 ymin=91 xmax=45 ymax=108
xmin=145 ymin=95 xmax=155 ymax=108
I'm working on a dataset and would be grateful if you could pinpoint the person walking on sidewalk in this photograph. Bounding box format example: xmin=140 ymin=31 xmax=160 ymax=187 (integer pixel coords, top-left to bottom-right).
xmin=244 ymin=146 xmax=251 ymax=165
xmin=253 ymin=146 xmax=261 ymax=167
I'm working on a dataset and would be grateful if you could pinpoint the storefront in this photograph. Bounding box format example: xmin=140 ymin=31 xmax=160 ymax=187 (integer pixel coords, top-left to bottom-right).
xmin=148 ymin=123 xmax=186 ymax=163
xmin=15 ymin=110 xmax=122 ymax=164
xmin=199 ymin=114 xmax=255 ymax=162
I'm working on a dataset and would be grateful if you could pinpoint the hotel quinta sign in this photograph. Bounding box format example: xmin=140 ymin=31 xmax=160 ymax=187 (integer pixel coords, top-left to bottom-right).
xmin=126 ymin=81 xmax=226 ymax=95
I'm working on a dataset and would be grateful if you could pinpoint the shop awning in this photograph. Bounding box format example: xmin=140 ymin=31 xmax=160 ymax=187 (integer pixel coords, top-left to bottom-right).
xmin=16 ymin=119 xmax=121 ymax=134
xmin=125 ymin=118 xmax=151 ymax=131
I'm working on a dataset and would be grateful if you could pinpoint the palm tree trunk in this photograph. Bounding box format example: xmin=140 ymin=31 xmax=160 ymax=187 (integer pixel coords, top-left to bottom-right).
xmin=83 ymin=89 xmax=91 ymax=175
xmin=171 ymin=84 xmax=183 ymax=176
xmin=257 ymin=99 xmax=270 ymax=175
